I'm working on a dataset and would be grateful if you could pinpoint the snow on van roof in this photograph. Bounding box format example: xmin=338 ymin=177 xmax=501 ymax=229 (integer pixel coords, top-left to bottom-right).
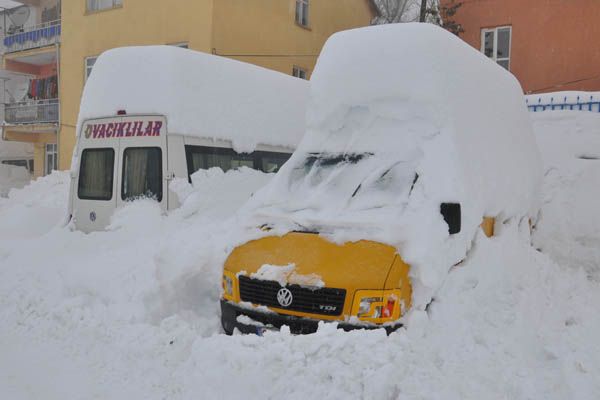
xmin=76 ymin=46 xmax=309 ymax=153
xmin=239 ymin=23 xmax=542 ymax=310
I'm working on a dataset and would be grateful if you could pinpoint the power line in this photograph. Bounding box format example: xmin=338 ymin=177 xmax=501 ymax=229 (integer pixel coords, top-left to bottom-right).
xmin=529 ymin=73 xmax=600 ymax=94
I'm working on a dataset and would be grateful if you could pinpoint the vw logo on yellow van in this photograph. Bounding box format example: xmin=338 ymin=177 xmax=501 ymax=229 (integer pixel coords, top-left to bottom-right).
xmin=276 ymin=287 xmax=293 ymax=307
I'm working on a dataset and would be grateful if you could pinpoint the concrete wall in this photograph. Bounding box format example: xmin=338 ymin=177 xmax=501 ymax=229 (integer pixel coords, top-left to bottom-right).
xmin=446 ymin=0 xmax=600 ymax=93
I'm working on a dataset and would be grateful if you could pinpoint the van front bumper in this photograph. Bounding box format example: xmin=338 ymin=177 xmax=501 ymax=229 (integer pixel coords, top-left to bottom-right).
xmin=220 ymin=300 xmax=402 ymax=335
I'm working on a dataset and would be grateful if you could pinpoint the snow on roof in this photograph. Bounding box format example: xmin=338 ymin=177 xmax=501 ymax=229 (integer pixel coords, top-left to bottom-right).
xmin=76 ymin=46 xmax=309 ymax=153
xmin=0 ymin=138 xmax=33 ymax=159
xmin=240 ymin=23 xmax=542 ymax=310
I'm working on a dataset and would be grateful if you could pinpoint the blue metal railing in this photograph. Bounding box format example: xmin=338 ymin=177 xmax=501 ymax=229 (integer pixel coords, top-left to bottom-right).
xmin=526 ymin=95 xmax=600 ymax=112
xmin=2 ymin=20 xmax=61 ymax=54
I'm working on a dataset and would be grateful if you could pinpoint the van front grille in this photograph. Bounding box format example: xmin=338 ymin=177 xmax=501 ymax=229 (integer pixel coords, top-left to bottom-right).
xmin=238 ymin=275 xmax=346 ymax=316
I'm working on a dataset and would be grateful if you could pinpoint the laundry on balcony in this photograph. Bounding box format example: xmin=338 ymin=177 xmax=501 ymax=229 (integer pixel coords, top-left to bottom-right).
xmin=3 ymin=24 xmax=61 ymax=48
xmin=28 ymin=76 xmax=58 ymax=100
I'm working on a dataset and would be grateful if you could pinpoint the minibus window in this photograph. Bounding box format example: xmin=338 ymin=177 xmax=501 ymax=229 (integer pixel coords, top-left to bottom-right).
xmin=185 ymin=146 xmax=291 ymax=180
xmin=259 ymin=153 xmax=290 ymax=173
xmin=78 ymin=148 xmax=115 ymax=201
xmin=122 ymin=147 xmax=163 ymax=202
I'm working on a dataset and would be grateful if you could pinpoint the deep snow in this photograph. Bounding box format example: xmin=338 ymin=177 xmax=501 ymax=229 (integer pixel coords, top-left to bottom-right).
xmin=0 ymin=108 xmax=599 ymax=399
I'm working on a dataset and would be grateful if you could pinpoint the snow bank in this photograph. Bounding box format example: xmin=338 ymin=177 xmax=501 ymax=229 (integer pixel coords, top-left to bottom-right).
xmin=77 ymin=46 xmax=309 ymax=153
xmin=0 ymin=164 xmax=29 ymax=197
xmin=0 ymin=110 xmax=599 ymax=398
xmin=238 ymin=23 xmax=542 ymax=309
xmin=0 ymin=138 xmax=33 ymax=159
xmin=0 ymin=171 xmax=68 ymax=238
xmin=531 ymin=110 xmax=600 ymax=281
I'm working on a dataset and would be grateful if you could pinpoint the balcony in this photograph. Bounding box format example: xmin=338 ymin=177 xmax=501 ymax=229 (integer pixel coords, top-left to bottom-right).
xmin=4 ymin=98 xmax=58 ymax=125
xmin=2 ymin=20 xmax=61 ymax=54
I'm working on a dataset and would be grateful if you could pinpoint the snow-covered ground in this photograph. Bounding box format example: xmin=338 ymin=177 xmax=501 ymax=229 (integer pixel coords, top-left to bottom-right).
xmin=0 ymin=110 xmax=598 ymax=399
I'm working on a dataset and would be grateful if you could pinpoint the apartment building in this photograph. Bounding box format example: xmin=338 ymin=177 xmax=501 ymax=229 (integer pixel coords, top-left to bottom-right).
xmin=0 ymin=0 xmax=372 ymax=177
xmin=444 ymin=0 xmax=600 ymax=94
xmin=0 ymin=0 xmax=60 ymax=178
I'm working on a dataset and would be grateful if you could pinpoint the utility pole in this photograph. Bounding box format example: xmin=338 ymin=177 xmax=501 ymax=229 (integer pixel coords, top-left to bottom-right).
xmin=419 ymin=0 xmax=427 ymax=22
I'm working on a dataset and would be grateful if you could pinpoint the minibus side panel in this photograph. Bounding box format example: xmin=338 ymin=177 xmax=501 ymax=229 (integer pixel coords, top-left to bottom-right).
xmin=167 ymin=135 xmax=187 ymax=210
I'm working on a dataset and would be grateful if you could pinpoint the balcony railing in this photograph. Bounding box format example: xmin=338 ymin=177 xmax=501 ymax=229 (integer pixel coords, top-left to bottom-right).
xmin=4 ymin=99 xmax=59 ymax=125
xmin=2 ymin=20 xmax=61 ymax=54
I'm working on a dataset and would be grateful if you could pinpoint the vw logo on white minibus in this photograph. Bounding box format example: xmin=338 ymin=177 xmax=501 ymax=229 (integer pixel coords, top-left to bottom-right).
xmin=276 ymin=288 xmax=293 ymax=307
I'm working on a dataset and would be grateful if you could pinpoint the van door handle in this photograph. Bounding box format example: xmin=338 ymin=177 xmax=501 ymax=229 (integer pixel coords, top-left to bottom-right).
xmin=165 ymin=172 xmax=175 ymax=180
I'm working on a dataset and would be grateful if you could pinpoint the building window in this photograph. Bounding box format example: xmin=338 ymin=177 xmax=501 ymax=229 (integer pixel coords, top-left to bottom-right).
xmin=85 ymin=56 xmax=97 ymax=81
xmin=295 ymin=0 xmax=309 ymax=27
xmin=293 ymin=65 xmax=308 ymax=80
xmin=45 ymin=143 xmax=57 ymax=175
xmin=481 ymin=26 xmax=511 ymax=71
xmin=87 ymin=0 xmax=123 ymax=13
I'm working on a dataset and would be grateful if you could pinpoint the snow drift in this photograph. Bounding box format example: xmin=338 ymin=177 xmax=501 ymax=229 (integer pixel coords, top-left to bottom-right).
xmin=531 ymin=110 xmax=600 ymax=281
xmin=0 ymin=164 xmax=29 ymax=198
xmin=0 ymin=109 xmax=599 ymax=399
xmin=77 ymin=46 xmax=309 ymax=153
xmin=237 ymin=23 xmax=542 ymax=309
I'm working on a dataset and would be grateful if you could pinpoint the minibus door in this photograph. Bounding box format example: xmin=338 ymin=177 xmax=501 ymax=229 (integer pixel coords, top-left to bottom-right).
xmin=72 ymin=117 xmax=122 ymax=232
xmin=116 ymin=115 xmax=168 ymax=214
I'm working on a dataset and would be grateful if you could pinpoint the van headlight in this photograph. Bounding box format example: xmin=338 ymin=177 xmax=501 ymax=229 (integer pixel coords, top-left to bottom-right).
xmin=223 ymin=275 xmax=233 ymax=296
xmin=357 ymin=297 xmax=383 ymax=318
xmin=222 ymin=272 xmax=237 ymax=301
xmin=352 ymin=290 xmax=401 ymax=322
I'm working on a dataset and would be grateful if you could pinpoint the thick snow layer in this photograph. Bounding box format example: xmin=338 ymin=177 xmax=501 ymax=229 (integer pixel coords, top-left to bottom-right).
xmin=77 ymin=46 xmax=309 ymax=153
xmin=0 ymin=164 xmax=29 ymax=198
xmin=238 ymin=23 xmax=542 ymax=309
xmin=530 ymin=111 xmax=600 ymax=281
xmin=0 ymin=112 xmax=599 ymax=398
xmin=251 ymin=263 xmax=325 ymax=288
xmin=0 ymin=171 xmax=67 ymax=234
xmin=0 ymin=138 xmax=33 ymax=159
xmin=0 ymin=164 xmax=599 ymax=398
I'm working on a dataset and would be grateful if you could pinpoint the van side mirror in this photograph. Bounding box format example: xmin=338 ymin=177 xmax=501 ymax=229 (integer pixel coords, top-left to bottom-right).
xmin=440 ymin=203 xmax=461 ymax=234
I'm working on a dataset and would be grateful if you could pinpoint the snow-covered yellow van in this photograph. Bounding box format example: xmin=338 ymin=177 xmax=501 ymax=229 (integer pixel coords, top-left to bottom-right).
xmin=220 ymin=24 xmax=541 ymax=334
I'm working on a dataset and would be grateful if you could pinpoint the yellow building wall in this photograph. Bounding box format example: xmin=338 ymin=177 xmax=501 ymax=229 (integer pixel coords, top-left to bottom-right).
xmin=58 ymin=0 xmax=373 ymax=169
xmin=58 ymin=0 xmax=215 ymax=170
xmin=212 ymin=0 xmax=373 ymax=77
xmin=33 ymin=143 xmax=46 ymax=178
